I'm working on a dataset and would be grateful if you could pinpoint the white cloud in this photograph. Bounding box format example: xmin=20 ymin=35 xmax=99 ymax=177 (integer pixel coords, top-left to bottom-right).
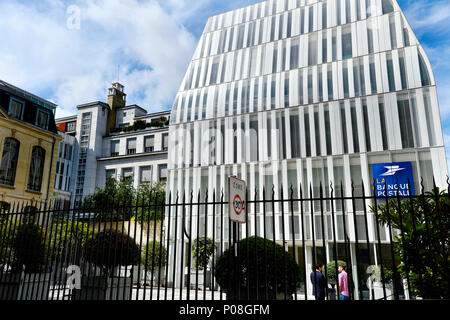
xmin=0 ymin=0 xmax=199 ymax=118
xmin=403 ymin=0 xmax=450 ymax=33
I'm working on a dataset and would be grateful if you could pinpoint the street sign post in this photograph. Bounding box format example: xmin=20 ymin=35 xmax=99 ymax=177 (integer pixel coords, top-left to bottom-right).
xmin=228 ymin=176 xmax=247 ymax=224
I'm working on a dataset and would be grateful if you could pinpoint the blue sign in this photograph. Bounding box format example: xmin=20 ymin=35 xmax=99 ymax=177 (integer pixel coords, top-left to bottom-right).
xmin=372 ymin=162 xmax=415 ymax=198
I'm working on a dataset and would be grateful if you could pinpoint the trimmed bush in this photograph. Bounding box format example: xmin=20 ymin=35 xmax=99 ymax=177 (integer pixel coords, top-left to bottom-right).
xmin=12 ymin=223 xmax=46 ymax=273
xmin=83 ymin=230 xmax=140 ymax=276
xmin=142 ymin=241 xmax=167 ymax=270
xmin=214 ymin=236 xmax=301 ymax=299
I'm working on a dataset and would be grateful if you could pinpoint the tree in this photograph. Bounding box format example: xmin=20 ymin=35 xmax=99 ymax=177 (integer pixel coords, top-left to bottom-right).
xmin=192 ymin=237 xmax=216 ymax=270
xmin=83 ymin=178 xmax=135 ymax=220
xmin=326 ymin=260 xmax=347 ymax=288
xmin=215 ymin=236 xmax=301 ymax=300
xmin=83 ymin=179 xmax=166 ymax=222
xmin=371 ymin=188 xmax=450 ymax=299
xmin=141 ymin=241 xmax=167 ymax=270
xmin=83 ymin=230 xmax=140 ymax=276
xmin=134 ymin=182 xmax=166 ymax=222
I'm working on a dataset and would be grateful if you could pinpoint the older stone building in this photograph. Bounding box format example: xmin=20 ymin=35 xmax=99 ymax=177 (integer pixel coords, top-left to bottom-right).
xmin=0 ymin=80 xmax=62 ymax=211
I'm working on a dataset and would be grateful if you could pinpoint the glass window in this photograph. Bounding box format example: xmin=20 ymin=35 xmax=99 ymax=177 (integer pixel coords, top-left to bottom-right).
xmin=359 ymin=58 xmax=366 ymax=96
xmin=418 ymin=52 xmax=431 ymax=86
xmin=362 ymin=101 xmax=371 ymax=152
xmin=270 ymin=16 xmax=276 ymax=42
xmin=140 ymin=166 xmax=152 ymax=184
xmin=324 ymin=106 xmax=332 ymax=155
xmin=318 ymin=66 xmax=323 ymax=102
xmin=307 ymin=69 xmax=313 ymax=104
xmin=340 ymin=103 xmax=348 ymax=154
xmin=27 ymin=146 xmax=45 ymax=192
xmin=290 ymin=37 xmax=299 ymax=70
xmin=353 ymin=62 xmax=360 ymax=97
xmin=308 ymin=6 xmax=314 ymax=32
xmin=367 ymin=22 xmax=374 ymax=54
xmin=0 ymin=138 xmax=20 ymax=186
xmin=386 ymin=54 xmax=395 ymax=91
xmin=322 ymin=2 xmax=327 ymax=29
xmin=343 ymin=62 xmax=349 ymax=98
xmin=159 ymin=164 xmax=168 ymax=182
xmin=322 ymin=31 xmax=327 ymax=63
xmin=162 ymin=133 xmax=169 ymax=151
xmin=290 ymin=110 xmax=301 ymax=158
xmin=122 ymin=168 xmax=134 ymax=182
xmin=327 ymin=65 xmax=333 ymax=101
xmin=250 ymin=116 xmax=259 ymax=162
xmin=379 ymin=99 xmax=388 ymax=150
xmin=299 ymin=70 xmax=304 ymax=104
xmin=210 ymin=57 xmax=219 ymax=85
xmin=272 ymin=45 xmax=278 ymax=73
xmin=111 ymin=140 xmax=120 ymax=156
xmin=342 ymin=26 xmax=352 ymax=59
xmin=278 ymin=14 xmax=284 ymax=40
xmin=36 ymin=110 xmax=49 ymax=130
xmin=267 ymin=114 xmax=272 ymax=159
xmin=399 ymin=51 xmax=408 ymax=90
xmin=382 ymin=0 xmax=394 ymax=14
xmin=304 ymin=111 xmax=311 ymax=157
xmin=106 ymin=169 xmax=116 ymax=180
xmin=127 ymin=138 xmax=136 ymax=155
xmin=389 ymin=15 xmax=397 ymax=49
xmin=276 ymin=111 xmax=287 ymax=159
xmin=308 ymin=33 xmax=318 ymax=66
xmin=397 ymin=93 xmax=415 ymax=148
xmin=8 ymin=98 xmax=24 ymax=119
xmin=287 ymin=11 xmax=292 ymax=38
xmin=144 ymin=136 xmax=154 ymax=153
xmin=423 ymin=89 xmax=436 ymax=146
xmin=284 ymin=73 xmax=290 ymax=107
xmin=350 ymin=102 xmax=360 ymax=152
xmin=314 ymin=111 xmax=321 ymax=156
xmin=332 ymin=29 xmax=337 ymax=61
xmin=369 ymin=57 xmax=377 ymax=93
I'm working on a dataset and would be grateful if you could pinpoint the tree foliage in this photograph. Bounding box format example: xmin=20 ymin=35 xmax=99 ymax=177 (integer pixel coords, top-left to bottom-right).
xmin=215 ymin=236 xmax=301 ymax=299
xmin=83 ymin=230 xmax=140 ymax=276
xmin=192 ymin=237 xmax=216 ymax=270
xmin=371 ymin=188 xmax=450 ymax=299
xmin=325 ymin=260 xmax=347 ymax=286
xmin=83 ymin=179 xmax=166 ymax=221
xmin=142 ymin=241 xmax=167 ymax=270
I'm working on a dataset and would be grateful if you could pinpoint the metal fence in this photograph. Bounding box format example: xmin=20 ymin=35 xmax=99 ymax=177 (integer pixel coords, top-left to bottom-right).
xmin=0 ymin=179 xmax=449 ymax=301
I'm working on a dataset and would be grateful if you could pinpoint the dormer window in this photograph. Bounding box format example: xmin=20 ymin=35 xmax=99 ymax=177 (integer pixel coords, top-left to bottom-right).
xmin=36 ymin=109 xmax=50 ymax=130
xmin=8 ymin=97 xmax=24 ymax=120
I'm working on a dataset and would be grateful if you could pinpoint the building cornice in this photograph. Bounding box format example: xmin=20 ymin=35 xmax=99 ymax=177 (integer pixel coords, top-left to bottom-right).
xmin=97 ymin=150 xmax=167 ymax=162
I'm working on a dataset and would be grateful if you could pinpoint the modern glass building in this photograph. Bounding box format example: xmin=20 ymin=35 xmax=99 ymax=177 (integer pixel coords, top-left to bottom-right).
xmin=167 ymin=0 xmax=447 ymax=296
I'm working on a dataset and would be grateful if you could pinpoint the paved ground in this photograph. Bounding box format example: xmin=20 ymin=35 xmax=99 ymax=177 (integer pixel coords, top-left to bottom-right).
xmin=48 ymin=285 xmax=312 ymax=300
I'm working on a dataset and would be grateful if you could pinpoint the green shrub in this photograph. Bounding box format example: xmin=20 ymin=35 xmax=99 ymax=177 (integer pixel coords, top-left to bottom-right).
xmin=142 ymin=241 xmax=167 ymax=270
xmin=214 ymin=236 xmax=301 ymax=299
xmin=192 ymin=238 xmax=216 ymax=270
xmin=12 ymin=223 xmax=46 ymax=273
xmin=325 ymin=260 xmax=347 ymax=286
xmin=83 ymin=230 xmax=140 ymax=276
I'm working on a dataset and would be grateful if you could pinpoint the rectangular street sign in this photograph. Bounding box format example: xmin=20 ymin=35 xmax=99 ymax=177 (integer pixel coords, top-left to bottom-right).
xmin=372 ymin=162 xmax=415 ymax=198
xmin=228 ymin=176 xmax=246 ymax=223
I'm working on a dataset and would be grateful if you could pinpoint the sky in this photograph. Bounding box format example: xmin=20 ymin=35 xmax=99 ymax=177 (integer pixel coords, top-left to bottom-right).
xmin=0 ymin=0 xmax=449 ymax=169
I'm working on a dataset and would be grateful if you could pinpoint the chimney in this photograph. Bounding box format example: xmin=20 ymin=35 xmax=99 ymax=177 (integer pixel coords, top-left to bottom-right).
xmin=106 ymin=82 xmax=126 ymax=134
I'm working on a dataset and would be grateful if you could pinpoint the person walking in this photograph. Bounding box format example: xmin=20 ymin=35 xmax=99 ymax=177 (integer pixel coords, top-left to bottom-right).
xmin=338 ymin=264 xmax=350 ymax=300
xmin=310 ymin=264 xmax=326 ymax=300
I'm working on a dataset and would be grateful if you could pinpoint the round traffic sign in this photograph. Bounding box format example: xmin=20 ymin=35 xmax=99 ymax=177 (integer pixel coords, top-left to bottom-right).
xmin=233 ymin=194 xmax=243 ymax=215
